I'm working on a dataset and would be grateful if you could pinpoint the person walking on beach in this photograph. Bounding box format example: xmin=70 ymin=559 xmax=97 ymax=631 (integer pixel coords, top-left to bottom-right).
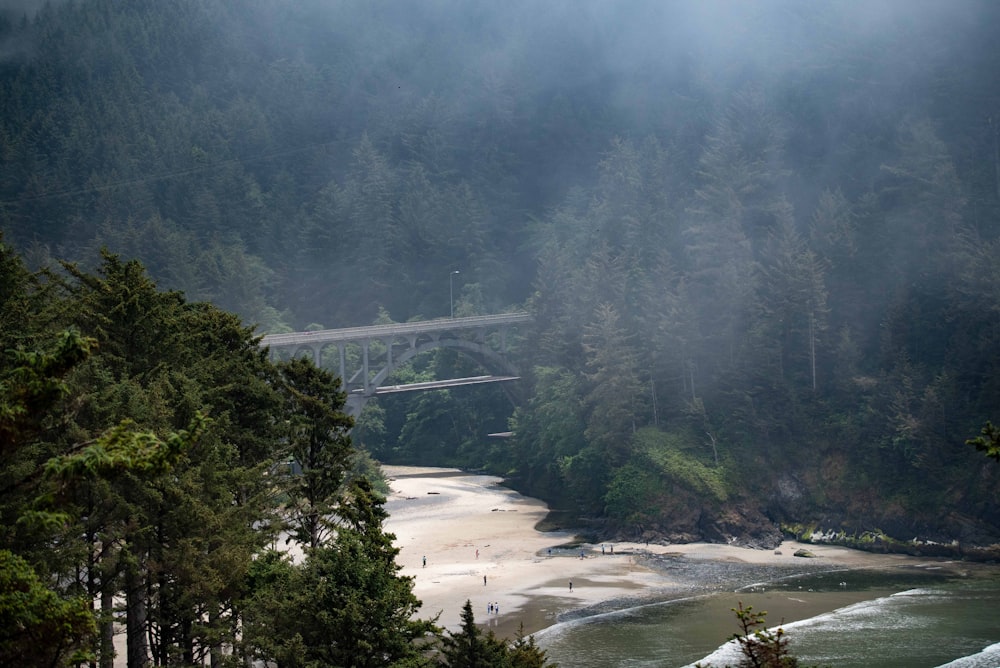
xmin=422 ymin=555 xmax=426 ymax=568
xmin=484 ymin=575 xmax=487 ymax=586
xmin=476 ymin=548 xmax=479 ymax=559
xmin=569 ymin=580 xmax=573 ymax=591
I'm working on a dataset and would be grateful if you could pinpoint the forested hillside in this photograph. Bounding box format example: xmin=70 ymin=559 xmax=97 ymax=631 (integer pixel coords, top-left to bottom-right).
xmin=0 ymin=235 xmax=563 ymax=666
xmin=3 ymin=0 xmax=1000 ymax=550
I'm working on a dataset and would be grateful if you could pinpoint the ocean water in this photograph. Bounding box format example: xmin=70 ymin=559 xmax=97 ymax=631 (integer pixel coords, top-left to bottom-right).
xmin=534 ymin=567 xmax=1000 ymax=667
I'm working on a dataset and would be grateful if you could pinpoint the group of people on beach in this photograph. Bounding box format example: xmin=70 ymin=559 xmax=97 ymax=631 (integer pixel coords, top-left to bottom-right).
xmin=421 ymin=541 xmax=611 ymax=626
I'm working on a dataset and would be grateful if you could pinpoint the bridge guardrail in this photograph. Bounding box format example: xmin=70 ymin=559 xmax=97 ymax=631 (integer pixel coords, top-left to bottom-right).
xmin=260 ymin=312 xmax=531 ymax=348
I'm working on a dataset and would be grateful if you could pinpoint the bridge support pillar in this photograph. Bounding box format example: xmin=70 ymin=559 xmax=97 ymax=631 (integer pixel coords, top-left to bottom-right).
xmin=362 ymin=341 xmax=370 ymax=393
xmin=338 ymin=345 xmax=346 ymax=386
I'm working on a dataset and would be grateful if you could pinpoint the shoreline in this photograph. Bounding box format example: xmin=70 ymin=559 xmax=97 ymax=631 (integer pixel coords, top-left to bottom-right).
xmin=381 ymin=466 xmax=971 ymax=641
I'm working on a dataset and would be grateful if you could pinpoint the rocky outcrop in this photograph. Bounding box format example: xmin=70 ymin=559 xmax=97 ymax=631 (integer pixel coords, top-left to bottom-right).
xmin=609 ymin=491 xmax=1000 ymax=560
xmin=612 ymin=496 xmax=783 ymax=549
xmin=541 ymin=461 xmax=1000 ymax=558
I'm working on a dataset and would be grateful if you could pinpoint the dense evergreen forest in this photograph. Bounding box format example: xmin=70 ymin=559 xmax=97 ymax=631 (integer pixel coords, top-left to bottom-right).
xmin=0 ymin=239 xmax=555 ymax=665
xmin=3 ymin=5 xmax=1000 ymax=653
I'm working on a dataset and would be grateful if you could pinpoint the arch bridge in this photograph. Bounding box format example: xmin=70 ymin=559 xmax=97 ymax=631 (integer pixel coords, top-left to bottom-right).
xmin=260 ymin=313 xmax=530 ymax=416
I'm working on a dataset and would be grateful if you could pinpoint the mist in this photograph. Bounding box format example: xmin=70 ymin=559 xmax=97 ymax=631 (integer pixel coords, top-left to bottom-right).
xmin=7 ymin=6 xmax=1000 ymax=668
xmin=2 ymin=0 xmax=1000 ymax=610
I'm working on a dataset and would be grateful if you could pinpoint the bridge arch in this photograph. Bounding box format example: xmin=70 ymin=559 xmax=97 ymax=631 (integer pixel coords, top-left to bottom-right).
xmin=343 ymin=337 xmax=522 ymax=417
xmin=368 ymin=337 xmax=518 ymax=388
xmin=261 ymin=313 xmax=531 ymax=418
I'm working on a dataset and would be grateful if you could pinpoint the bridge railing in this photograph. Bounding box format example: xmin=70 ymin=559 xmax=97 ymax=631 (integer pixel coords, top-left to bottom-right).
xmin=259 ymin=312 xmax=531 ymax=348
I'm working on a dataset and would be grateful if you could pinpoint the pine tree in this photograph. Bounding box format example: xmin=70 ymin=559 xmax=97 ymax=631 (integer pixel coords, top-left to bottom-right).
xmin=300 ymin=478 xmax=436 ymax=667
xmin=243 ymin=479 xmax=437 ymax=667
xmin=440 ymin=600 xmax=557 ymax=668
xmin=582 ymin=303 xmax=645 ymax=467
xmin=276 ymin=356 xmax=354 ymax=549
xmin=753 ymin=206 xmax=829 ymax=393
xmin=440 ymin=600 xmax=504 ymax=668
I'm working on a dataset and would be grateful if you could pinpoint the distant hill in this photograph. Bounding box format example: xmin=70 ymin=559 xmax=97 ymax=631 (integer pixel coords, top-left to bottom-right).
xmin=3 ymin=0 xmax=1000 ymax=550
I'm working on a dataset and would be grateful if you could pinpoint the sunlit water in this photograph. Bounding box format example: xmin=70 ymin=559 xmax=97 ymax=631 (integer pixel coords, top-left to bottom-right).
xmin=535 ymin=567 xmax=1000 ymax=667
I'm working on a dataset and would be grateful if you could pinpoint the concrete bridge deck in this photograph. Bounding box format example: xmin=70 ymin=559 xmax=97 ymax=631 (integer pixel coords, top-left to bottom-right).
xmin=260 ymin=312 xmax=531 ymax=349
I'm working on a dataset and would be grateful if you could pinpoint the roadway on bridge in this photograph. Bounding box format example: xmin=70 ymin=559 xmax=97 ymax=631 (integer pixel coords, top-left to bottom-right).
xmin=260 ymin=312 xmax=531 ymax=348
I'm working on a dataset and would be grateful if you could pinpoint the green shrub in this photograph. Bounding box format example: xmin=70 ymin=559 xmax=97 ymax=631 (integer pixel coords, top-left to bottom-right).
xmin=604 ymin=461 xmax=662 ymax=522
xmin=634 ymin=429 xmax=730 ymax=502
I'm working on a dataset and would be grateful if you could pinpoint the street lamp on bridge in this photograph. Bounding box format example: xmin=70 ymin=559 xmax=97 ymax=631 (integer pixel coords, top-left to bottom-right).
xmin=449 ymin=270 xmax=460 ymax=318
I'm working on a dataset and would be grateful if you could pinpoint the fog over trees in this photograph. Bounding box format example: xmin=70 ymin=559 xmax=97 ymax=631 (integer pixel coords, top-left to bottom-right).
xmin=3 ymin=1 xmax=1000 ymax=661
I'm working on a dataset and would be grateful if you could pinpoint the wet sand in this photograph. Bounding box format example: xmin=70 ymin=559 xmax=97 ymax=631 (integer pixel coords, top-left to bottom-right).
xmin=382 ymin=465 xmax=667 ymax=638
xmin=382 ymin=466 xmax=960 ymax=640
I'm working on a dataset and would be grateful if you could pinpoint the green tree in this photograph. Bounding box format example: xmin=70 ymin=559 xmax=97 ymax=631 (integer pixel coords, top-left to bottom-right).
xmin=879 ymin=117 xmax=965 ymax=295
xmin=581 ymin=303 xmax=644 ymax=467
xmin=0 ymin=244 xmax=218 ymax=667
xmin=0 ymin=549 xmax=96 ymax=668
xmin=506 ymin=624 xmax=556 ymax=668
xmin=968 ymin=421 xmax=1000 ymax=461
xmin=276 ymin=356 xmax=354 ymax=549
xmin=440 ymin=600 xmax=507 ymax=668
xmin=752 ymin=207 xmax=829 ymax=393
xmin=440 ymin=599 xmax=556 ymax=668
xmin=508 ymin=366 xmax=586 ymax=498
xmin=244 ymin=479 xmax=436 ymax=667
xmin=240 ymin=550 xmax=299 ymax=667
xmin=727 ymin=602 xmax=799 ymax=668
xmin=696 ymin=603 xmax=801 ymax=668
xmin=298 ymin=477 xmax=435 ymax=666
xmin=52 ymin=252 xmax=278 ymax=666
xmin=683 ymin=87 xmax=787 ymax=387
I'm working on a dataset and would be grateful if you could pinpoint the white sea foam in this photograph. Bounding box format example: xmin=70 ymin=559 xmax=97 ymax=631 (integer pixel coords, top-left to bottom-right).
xmin=682 ymin=588 xmax=938 ymax=667
xmin=935 ymin=642 xmax=1000 ymax=667
xmin=542 ymin=577 xmax=1000 ymax=667
xmin=890 ymin=587 xmax=948 ymax=598
xmin=682 ymin=638 xmax=743 ymax=668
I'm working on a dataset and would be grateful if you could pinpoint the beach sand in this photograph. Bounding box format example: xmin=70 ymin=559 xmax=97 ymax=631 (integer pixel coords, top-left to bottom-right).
xmin=102 ymin=465 xmax=965 ymax=666
xmin=382 ymin=465 xmax=959 ymax=640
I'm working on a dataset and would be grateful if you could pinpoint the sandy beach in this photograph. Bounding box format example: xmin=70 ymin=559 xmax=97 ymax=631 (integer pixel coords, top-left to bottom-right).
xmin=100 ymin=465 xmax=973 ymax=666
xmin=382 ymin=465 xmax=961 ymax=640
